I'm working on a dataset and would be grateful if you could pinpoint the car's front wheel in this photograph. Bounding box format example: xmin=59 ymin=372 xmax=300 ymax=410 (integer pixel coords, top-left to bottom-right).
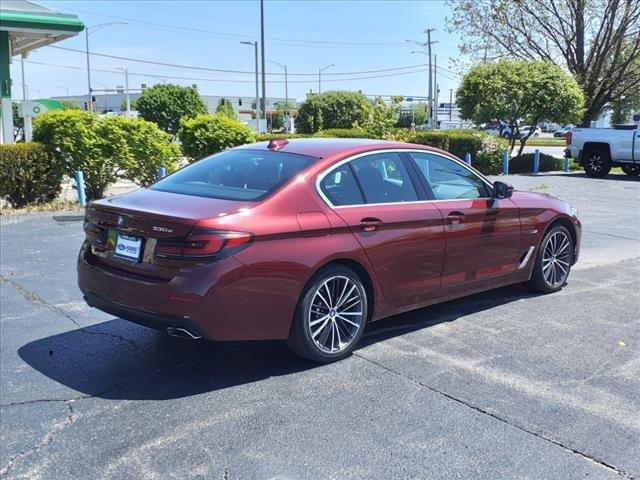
xmin=621 ymin=164 xmax=640 ymax=176
xmin=528 ymin=225 xmax=574 ymax=293
xmin=287 ymin=265 xmax=368 ymax=363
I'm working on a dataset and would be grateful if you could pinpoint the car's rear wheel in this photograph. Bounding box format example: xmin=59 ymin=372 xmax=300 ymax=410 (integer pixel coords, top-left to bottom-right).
xmin=287 ymin=265 xmax=368 ymax=363
xmin=528 ymin=225 xmax=574 ymax=293
xmin=621 ymin=164 xmax=640 ymax=176
xmin=582 ymin=147 xmax=612 ymax=178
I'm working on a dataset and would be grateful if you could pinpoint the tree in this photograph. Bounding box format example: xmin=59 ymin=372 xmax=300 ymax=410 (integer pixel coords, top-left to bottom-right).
xmin=179 ymin=114 xmax=255 ymax=161
xmin=365 ymin=97 xmax=402 ymax=138
xmin=215 ymin=98 xmax=236 ymax=119
xmin=60 ymin=99 xmax=80 ymax=110
xmin=610 ymin=90 xmax=640 ymax=125
xmin=296 ymin=91 xmax=372 ymax=133
xmin=136 ymin=84 xmax=208 ymax=136
xmin=456 ymin=60 xmax=584 ymax=158
xmin=397 ymin=102 xmax=428 ymax=128
xmin=447 ymin=0 xmax=640 ymax=126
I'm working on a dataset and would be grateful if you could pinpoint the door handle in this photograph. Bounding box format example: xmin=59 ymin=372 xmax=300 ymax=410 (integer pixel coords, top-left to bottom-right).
xmin=360 ymin=217 xmax=383 ymax=232
xmin=447 ymin=211 xmax=466 ymax=225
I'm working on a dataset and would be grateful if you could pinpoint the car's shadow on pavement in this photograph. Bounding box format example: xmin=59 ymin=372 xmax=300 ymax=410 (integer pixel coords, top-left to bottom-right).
xmin=18 ymin=283 xmax=537 ymax=401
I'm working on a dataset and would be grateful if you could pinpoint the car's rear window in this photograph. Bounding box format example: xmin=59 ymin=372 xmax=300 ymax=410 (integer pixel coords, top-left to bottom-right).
xmin=150 ymin=149 xmax=317 ymax=201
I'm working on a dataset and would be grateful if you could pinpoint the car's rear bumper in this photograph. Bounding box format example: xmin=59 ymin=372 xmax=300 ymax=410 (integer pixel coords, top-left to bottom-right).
xmin=77 ymin=241 xmax=298 ymax=341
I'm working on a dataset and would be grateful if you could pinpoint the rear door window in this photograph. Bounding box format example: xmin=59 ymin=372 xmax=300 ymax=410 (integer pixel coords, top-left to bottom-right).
xmin=151 ymin=149 xmax=316 ymax=201
xmin=320 ymin=165 xmax=365 ymax=206
xmin=351 ymin=152 xmax=419 ymax=204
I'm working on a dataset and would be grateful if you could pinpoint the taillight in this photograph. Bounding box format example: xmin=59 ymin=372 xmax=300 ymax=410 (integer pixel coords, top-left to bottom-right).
xmin=565 ymin=132 xmax=572 ymax=145
xmin=155 ymin=230 xmax=253 ymax=260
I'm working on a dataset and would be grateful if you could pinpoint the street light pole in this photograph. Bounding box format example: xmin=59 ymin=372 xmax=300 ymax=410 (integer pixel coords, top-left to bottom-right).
xmin=268 ymin=60 xmax=288 ymax=117
xmin=116 ymin=67 xmax=130 ymax=117
xmin=260 ymin=0 xmax=266 ymax=128
xmin=241 ymin=41 xmax=260 ymax=132
xmin=85 ymin=22 xmax=127 ymax=113
xmin=426 ymin=28 xmax=435 ymax=124
xmin=319 ymin=64 xmax=335 ymax=95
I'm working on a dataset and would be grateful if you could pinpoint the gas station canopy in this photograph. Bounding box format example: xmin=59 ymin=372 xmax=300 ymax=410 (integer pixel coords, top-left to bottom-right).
xmin=0 ymin=0 xmax=84 ymax=142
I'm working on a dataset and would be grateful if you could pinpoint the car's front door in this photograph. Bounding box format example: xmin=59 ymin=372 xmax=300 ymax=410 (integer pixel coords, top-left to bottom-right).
xmin=407 ymin=151 xmax=522 ymax=292
xmin=319 ymin=151 xmax=445 ymax=309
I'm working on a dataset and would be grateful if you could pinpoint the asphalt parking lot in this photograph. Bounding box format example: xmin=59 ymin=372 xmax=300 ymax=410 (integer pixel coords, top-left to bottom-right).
xmin=1 ymin=171 xmax=639 ymax=479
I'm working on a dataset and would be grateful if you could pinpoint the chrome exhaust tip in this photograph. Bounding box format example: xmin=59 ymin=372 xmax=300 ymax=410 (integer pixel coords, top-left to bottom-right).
xmin=166 ymin=326 xmax=202 ymax=340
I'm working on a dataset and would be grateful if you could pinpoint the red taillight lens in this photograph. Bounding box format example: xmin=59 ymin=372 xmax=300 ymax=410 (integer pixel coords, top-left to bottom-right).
xmin=155 ymin=230 xmax=253 ymax=260
xmin=565 ymin=132 xmax=572 ymax=145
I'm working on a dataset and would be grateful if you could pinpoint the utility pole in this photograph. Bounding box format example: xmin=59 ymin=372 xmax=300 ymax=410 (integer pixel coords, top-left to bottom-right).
xmin=116 ymin=67 xmax=130 ymax=117
xmin=21 ymin=54 xmax=32 ymax=142
xmin=260 ymin=0 xmax=266 ymax=129
xmin=449 ymin=89 xmax=453 ymax=121
xmin=425 ymin=28 xmax=436 ymax=126
xmin=241 ymin=41 xmax=260 ymax=133
xmin=434 ymin=54 xmax=438 ymax=126
xmin=85 ymin=28 xmax=92 ymax=112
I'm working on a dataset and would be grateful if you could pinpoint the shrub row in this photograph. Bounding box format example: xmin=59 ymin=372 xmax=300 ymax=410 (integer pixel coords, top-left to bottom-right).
xmin=509 ymin=153 xmax=563 ymax=173
xmin=0 ymin=143 xmax=63 ymax=207
xmin=30 ymin=110 xmax=179 ymax=201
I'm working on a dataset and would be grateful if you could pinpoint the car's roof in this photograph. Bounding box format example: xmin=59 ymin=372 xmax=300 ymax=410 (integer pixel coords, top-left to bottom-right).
xmin=237 ymin=138 xmax=407 ymax=159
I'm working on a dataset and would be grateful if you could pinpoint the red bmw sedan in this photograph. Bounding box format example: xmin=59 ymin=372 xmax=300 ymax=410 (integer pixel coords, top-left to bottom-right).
xmin=78 ymin=138 xmax=581 ymax=362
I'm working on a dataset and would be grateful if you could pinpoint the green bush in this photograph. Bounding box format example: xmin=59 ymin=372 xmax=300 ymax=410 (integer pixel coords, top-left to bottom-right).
xmin=255 ymin=133 xmax=312 ymax=141
xmin=314 ymin=128 xmax=374 ymax=138
xmin=33 ymin=110 xmax=179 ymax=199
xmin=296 ymin=91 xmax=372 ymax=133
xmin=33 ymin=110 xmax=116 ymax=199
xmin=179 ymin=114 xmax=255 ymax=161
xmin=99 ymin=116 xmax=180 ymax=186
xmin=0 ymin=143 xmax=64 ymax=207
xmin=510 ymin=153 xmax=562 ymax=173
xmin=407 ymin=131 xmax=451 ymax=151
xmin=472 ymin=135 xmax=506 ymax=175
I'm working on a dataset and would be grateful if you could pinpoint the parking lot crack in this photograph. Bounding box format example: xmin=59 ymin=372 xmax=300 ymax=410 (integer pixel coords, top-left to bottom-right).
xmin=0 ymin=400 xmax=76 ymax=478
xmin=354 ymin=352 xmax=634 ymax=479
xmin=0 ymin=274 xmax=143 ymax=360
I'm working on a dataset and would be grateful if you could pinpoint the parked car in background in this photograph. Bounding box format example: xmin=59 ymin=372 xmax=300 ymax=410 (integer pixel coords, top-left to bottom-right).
xmin=564 ymin=119 xmax=640 ymax=177
xmin=541 ymin=122 xmax=560 ymax=133
xmin=518 ymin=125 xmax=541 ymax=138
xmin=554 ymin=125 xmax=574 ymax=138
xmin=78 ymin=138 xmax=582 ymax=363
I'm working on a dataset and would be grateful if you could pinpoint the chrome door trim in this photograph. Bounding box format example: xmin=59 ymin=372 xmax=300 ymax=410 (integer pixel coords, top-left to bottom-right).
xmin=314 ymin=148 xmax=495 ymax=210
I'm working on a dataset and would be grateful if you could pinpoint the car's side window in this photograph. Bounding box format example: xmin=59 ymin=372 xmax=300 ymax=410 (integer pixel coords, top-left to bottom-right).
xmin=320 ymin=164 xmax=365 ymax=206
xmin=409 ymin=152 xmax=490 ymax=200
xmin=350 ymin=153 xmax=419 ymax=204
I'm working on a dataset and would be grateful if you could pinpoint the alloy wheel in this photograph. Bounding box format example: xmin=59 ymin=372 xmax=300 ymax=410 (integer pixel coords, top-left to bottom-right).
xmin=542 ymin=231 xmax=571 ymax=288
xmin=588 ymin=153 xmax=604 ymax=172
xmin=308 ymin=275 xmax=364 ymax=354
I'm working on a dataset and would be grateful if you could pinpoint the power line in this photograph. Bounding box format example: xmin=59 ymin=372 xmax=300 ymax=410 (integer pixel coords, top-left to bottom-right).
xmin=25 ymin=59 xmax=433 ymax=84
xmin=50 ymin=45 xmax=431 ymax=77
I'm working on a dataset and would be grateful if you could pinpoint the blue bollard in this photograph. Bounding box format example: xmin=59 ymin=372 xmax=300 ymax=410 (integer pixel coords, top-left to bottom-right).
xmin=533 ymin=149 xmax=540 ymax=174
xmin=74 ymin=170 xmax=86 ymax=206
xmin=502 ymin=151 xmax=509 ymax=175
xmin=157 ymin=167 xmax=166 ymax=179
xmin=563 ymin=157 xmax=570 ymax=172
xmin=465 ymin=153 xmax=472 ymax=166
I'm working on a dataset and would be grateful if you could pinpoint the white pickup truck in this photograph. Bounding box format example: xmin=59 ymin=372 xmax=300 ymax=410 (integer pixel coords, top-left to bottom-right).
xmin=564 ymin=117 xmax=640 ymax=177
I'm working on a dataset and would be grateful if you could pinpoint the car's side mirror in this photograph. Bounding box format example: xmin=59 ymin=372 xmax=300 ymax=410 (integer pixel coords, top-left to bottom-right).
xmin=492 ymin=181 xmax=514 ymax=199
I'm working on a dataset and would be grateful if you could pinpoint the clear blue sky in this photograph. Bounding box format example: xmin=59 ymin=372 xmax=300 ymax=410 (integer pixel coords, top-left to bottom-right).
xmin=11 ymin=0 xmax=465 ymax=103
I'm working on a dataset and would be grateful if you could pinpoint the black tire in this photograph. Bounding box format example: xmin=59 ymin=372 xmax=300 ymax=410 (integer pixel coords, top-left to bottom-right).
xmin=582 ymin=147 xmax=612 ymax=178
xmin=528 ymin=225 xmax=574 ymax=293
xmin=621 ymin=164 xmax=640 ymax=176
xmin=287 ymin=265 xmax=368 ymax=363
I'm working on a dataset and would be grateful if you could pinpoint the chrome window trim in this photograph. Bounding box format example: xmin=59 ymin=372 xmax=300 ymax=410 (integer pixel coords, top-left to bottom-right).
xmin=315 ymin=148 xmax=494 ymax=209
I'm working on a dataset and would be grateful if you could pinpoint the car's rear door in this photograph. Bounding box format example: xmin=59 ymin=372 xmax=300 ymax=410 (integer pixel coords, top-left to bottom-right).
xmin=319 ymin=151 xmax=445 ymax=308
xmin=407 ymin=151 xmax=522 ymax=291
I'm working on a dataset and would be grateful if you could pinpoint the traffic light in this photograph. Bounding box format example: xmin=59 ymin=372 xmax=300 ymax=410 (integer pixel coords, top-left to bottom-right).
xmin=91 ymin=96 xmax=97 ymax=111
xmin=84 ymin=101 xmax=88 ymax=110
